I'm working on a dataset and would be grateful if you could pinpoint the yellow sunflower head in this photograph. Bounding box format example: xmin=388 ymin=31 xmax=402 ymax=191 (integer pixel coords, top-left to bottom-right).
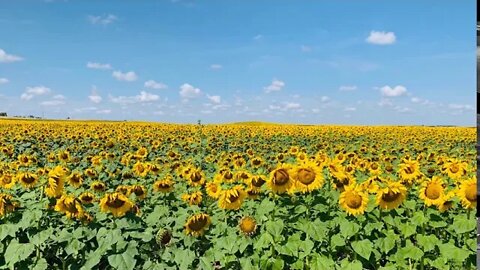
xmin=437 ymin=191 xmax=456 ymax=213
xmin=419 ymin=176 xmax=444 ymax=207
xmin=131 ymin=185 xmax=147 ymax=200
xmin=181 ymin=191 xmax=203 ymax=206
xmin=267 ymin=164 xmax=294 ymax=194
xmin=239 ymin=216 xmax=257 ymax=236
xmin=0 ymin=193 xmax=18 ymax=217
xmin=218 ymin=185 xmax=247 ymax=210
xmin=186 ymin=169 xmax=206 ymax=187
xmin=206 ymin=182 xmax=222 ymax=199
xmin=290 ymin=161 xmax=324 ymax=193
xmin=339 ymin=185 xmax=369 ymax=216
xmin=99 ymin=192 xmax=134 ymax=217
xmin=0 ymin=173 xmax=16 ymax=189
xmin=67 ymin=172 xmax=83 ymax=188
xmin=90 ymin=181 xmax=106 ymax=193
xmin=456 ymin=177 xmax=476 ymax=209
xmin=153 ymin=176 xmax=175 ymax=193
xmin=79 ymin=192 xmax=96 ymax=204
xmin=376 ymin=181 xmax=407 ymax=210
xmin=54 ymin=194 xmax=85 ymax=219
xmin=185 ymin=213 xmax=211 ymax=237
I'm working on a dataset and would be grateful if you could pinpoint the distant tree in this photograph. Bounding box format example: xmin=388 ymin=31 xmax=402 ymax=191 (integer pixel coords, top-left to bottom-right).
xmin=0 ymin=112 xmax=7 ymax=117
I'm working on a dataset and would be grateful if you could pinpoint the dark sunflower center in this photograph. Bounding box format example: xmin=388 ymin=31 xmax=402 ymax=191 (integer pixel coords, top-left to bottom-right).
xmin=188 ymin=216 xmax=208 ymax=231
xmin=449 ymin=165 xmax=459 ymax=174
xmin=253 ymin=160 xmax=261 ymax=166
xmin=247 ymin=189 xmax=259 ymax=196
xmin=404 ymin=166 xmax=414 ymax=174
xmin=159 ymin=183 xmax=171 ymax=189
xmin=382 ymin=191 xmax=401 ymax=202
xmin=385 ymin=165 xmax=393 ymax=172
xmin=465 ymin=186 xmax=477 ymax=202
xmin=71 ymin=175 xmax=81 ymax=183
xmin=273 ymin=169 xmax=289 ymax=186
xmin=65 ymin=201 xmax=79 ymax=213
xmin=82 ymin=195 xmax=93 ymax=202
xmin=371 ymin=164 xmax=378 ymax=170
xmin=425 ymin=185 xmax=441 ymax=200
xmin=23 ymin=175 xmax=36 ymax=184
xmin=224 ymin=172 xmax=233 ymax=180
xmin=228 ymin=192 xmax=240 ymax=203
xmin=94 ymin=184 xmax=105 ymax=190
xmin=133 ymin=187 xmax=145 ymax=196
xmin=61 ymin=153 xmax=68 ymax=159
xmin=190 ymin=172 xmax=202 ymax=182
xmin=346 ymin=193 xmax=362 ymax=209
xmin=3 ymin=176 xmax=12 ymax=184
xmin=297 ymin=168 xmax=316 ymax=185
xmin=252 ymin=177 xmax=266 ymax=187
xmin=106 ymin=197 xmax=126 ymax=208
xmin=240 ymin=219 xmax=256 ymax=233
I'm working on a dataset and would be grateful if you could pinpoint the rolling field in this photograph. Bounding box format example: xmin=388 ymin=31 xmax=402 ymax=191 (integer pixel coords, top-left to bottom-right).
xmin=0 ymin=119 xmax=476 ymax=269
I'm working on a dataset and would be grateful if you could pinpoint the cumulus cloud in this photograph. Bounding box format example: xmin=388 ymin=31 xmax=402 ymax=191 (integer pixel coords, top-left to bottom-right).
xmin=179 ymin=83 xmax=202 ymax=99
xmin=20 ymin=86 xmax=51 ymax=100
xmin=112 ymin=70 xmax=138 ymax=82
xmin=53 ymin=94 xmax=65 ymax=100
xmin=87 ymin=62 xmax=112 ymax=70
xmin=380 ymin=85 xmax=407 ymax=97
xmin=89 ymin=86 xmax=102 ymax=103
xmin=0 ymin=49 xmax=23 ymax=63
xmin=88 ymin=14 xmax=117 ymax=25
xmin=0 ymin=78 xmax=8 ymax=84
xmin=207 ymin=95 xmax=221 ymax=104
xmin=264 ymin=79 xmax=285 ymax=93
xmin=109 ymin=91 xmax=159 ymax=105
xmin=40 ymin=100 xmax=65 ymax=106
xmin=339 ymin=85 xmax=357 ymax=91
xmin=144 ymin=80 xmax=167 ymax=90
xmin=366 ymin=31 xmax=396 ymax=45
xmin=394 ymin=106 xmax=412 ymax=113
xmin=210 ymin=64 xmax=222 ymax=70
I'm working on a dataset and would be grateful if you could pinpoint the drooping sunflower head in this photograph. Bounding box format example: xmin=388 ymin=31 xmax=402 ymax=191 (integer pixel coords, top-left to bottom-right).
xmin=419 ymin=176 xmax=444 ymax=207
xmin=250 ymin=157 xmax=263 ymax=168
xmin=155 ymin=229 xmax=172 ymax=247
xmin=187 ymin=169 xmax=205 ymax=187
xmin=17 ymin=172 xmax=38 ymax=188
xmin=79 ymin=192 xmax=96 ymax=204
xmin=456 ymin=177 xmax=476 ymax=209
xmin=133 ymin=161 xmax=150 ymax=177
xmin=339 ymin=184 xmax=369 ymax=216
xmin=239 ymin=216 xmax=257 ymax=236
xmin=67 ymin=172 xmax=83 ymax=188
xmin=91 ymin=181 xmax=106 ymax=193
xmin=131 ymin=185 xmax=147 ymax=200
xmin=250 ymin=175 xmax=266 ymax=188
xmin=246 ymin=187 xmax=261 ymax=200
xmin=181 ymin=191 xmax=203 ymax=206
xmin=0 ymin=173 xmax=16 ymax=189
xmin=185 ymin=213 xmax=211 ymax=237
xmin=99 ymin=192 xmax=134 ymax=217
xmin=290 ymin=161 xmax=324 ymax=193
xmin=376 ymin=181 xmax=407 ymax=210
xmin=360 ymin=175 xmax=384 ymax=194
xmin=54 ymin=194 xmax=84 ymax=220
xmin=234 ymin=170 xmax=252 ymax=184
xmin=218 ymin=185 xmax=247 ymax=210
xmin=267 ymin=164 xmax=294 ymax=194
xmin=58 ymin=150 xmax=70 ymax=163
xmin=437 ymin=191 xmax=456 ymax=213
xmin=84 ymin=168 xmax=98 ymax=179
xmin=116 ymin=185 xmax=132 ymax=196
xmin=153 ymin=176 xmax=175 ymax=193
xmin=0 ymin=193 xmax=18 ymax=217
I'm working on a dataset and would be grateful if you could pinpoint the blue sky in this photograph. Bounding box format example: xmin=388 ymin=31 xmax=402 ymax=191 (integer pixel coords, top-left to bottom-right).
xmin=0 ymin=0 xmax=475 ymax=125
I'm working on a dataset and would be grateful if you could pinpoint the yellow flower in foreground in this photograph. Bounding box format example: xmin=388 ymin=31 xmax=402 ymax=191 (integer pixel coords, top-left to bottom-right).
xmin=218 ymin=185 xmax=247 ymax=210
xmin=419 ymin=176 xmax=444 ymax=207
xmin=54 ymin=194 xmax=84 ymax=219
xmin=99 ymin=193 xmax=134 ymax=217
xmin=457 ymin=177 xmax=476 ymax=209
xmin=339 ymin=185 xmax=369 ymax=216
xmin=376 ymin=181 xmax=407 ymax=210
xmin=185 ymin=213 xmax=211 ymax=237
xmin=290 ymin=161 xmax=324 ymax=193
xmin=267 ymin=164 xmax=294 ymax=194
xmin=239 ymin=216 xmax=257 ymax=236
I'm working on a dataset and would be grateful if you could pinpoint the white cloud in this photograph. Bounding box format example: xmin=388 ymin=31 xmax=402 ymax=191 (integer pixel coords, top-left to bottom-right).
xmin=411 ymin=97 xmax=421 ymax=103
xmin=53 ymin=94 xmax=65 ymax=100
xmin=20 ymin=86 xmax=51 ymax=100
xmin=88 ymin=14 xmax=117 ymax=25
xmin=0 ymin=78 xmax=8 ymax=84
xmin=110 ymin=91 xmax=160 ymax=104
xmin=339 ymin=85 xmax=357 ymax=91
xmin=144 ymin=80 xmax=167 ymax=90
xmin=366 ymin=31 xmax=396 ymax=45
xmin=380 ymin=85 xmax=407 ymax=97
xmin=285 ymin=102 xmax=301 ymax=110
xmin=207 ymin=95 xmax=221 ymax=104
xmin=112 ymin=70 xmax=138 ymax=82
xmin=312 ymin=108 xmax=320 ymax=113
xmin=344 ymin=107 xmax=356 ymax=111
xmin=179 ymin=83 xmax=202 ymax=99
xmin=378 ymin=98 xmax=393 ymax=107
xmin=0 ymin=49 xmax=23 ymax=63
xmin=253 ymin=34 xmax=263 ymax=40
xmin=321 ymin=96 xmax=330 ymax=102
xmin=96 ymin=109 xmax=111 ymax=114
xmin=210 ymin=64 xmax=222 ymax=70
xmin=264 ymin=79 xmax=285 ymax=93
xmin=40 ymin=100 xmax=65 ymax=106
xmin=301 ymin=45 xmax=312 ymax=52
xmin=87 ymin=62 xmax=112 ymax=70
xmin=394 ymin=106 xmax=412 ymax=113
xmin=89 ymin=86 xmax=102 ymax=103
xmin=448 ymin=104 xmax=474 ymax=111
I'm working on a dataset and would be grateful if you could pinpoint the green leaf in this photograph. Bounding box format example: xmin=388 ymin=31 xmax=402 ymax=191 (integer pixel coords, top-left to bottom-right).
xmin=145 ymin=205 xmax=169 ymax=227
xmin=239 ymin=258 xmax=255 ymax=270
xmin=4 ymin=240 xmax=35 ymax=267
xmin=411 ymin=212 xmax=427 ymax=226
xmin=310 ymin=255 xmax=335 ymax=269
xmin=265 ymin=220 xmax=284 ymax=240
xmin=339 ymin=220 xmax=360 ymax=239
xmin=331 ymin=234 xmax=345 ymax=248
xmin=438 ymin=243 xmax=470 ymax=263
xmin=351 ymin=239 xmax=373 ymax=260
xmin=338 ymin=259 xmax=363 ymax=270
xmin=173 ymin=248 xmax=195 ymax=269
xmin=108 ymin=242 xmax=138 ymax=270
xmin=452 ymin=216 xmax=475 ymax=234
xmin=65 ymin=238 xmax=85 ymax=255
xmin=398 ymin=223 xmax=417 ymax=238
xmin=254 ymin=233 xmax=274 ymax=250
xmin=416 ymin=234 xmax=438 ymax=252
xmin=32 ymin=258 xmax=48 ymax=270
xmin=376 ymin=233 xmax=397 ymax=254
xmin=270 ymin=258 xmax=284 ymax=270
xmin=0 ymin=224 xmax=18 ymax=241
xmin=396 ymin=245 xmax=424 ymax=261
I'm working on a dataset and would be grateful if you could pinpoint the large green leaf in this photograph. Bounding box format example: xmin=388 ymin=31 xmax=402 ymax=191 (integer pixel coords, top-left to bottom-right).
xmin=351 ymin=239 xmax=373 ymax=260
xmin=416 ymin=234 xmax=438 ymax=252
xmin=4 ymin=240 xmax=35 ymax=268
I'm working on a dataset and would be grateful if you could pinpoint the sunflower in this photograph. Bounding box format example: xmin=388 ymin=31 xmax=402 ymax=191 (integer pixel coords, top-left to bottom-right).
xmin=234 ymin=170 xmax=252 ymax=183
xmin=339 ymin=185 xmax=369 ymax=216
xmin=376 ymin=181 xmax=407 ymax=210
xmin=218 ymin=185 xmax=247 ymax=210
xmin=246 ymin=187 xmax=261 ymax=200
xmin=99 ymin=192 xmax=134 ymax=217
xmin=79 ymin=192 xmax=95 ymax=204
xmin=456 ymin=177 xmax=476 ymax=209
xmin=155 ymin=229 xmax=172 ymax=247
xmin=116 ymin=185 xmax=132 ymax=196
xmin=442 ymin=159 xmax=467 ymax=180
xmin=153 ymin=176 xmax=175 ymax=193
xmin=206 ymin=182 xmax=222 ymax=199
xmin=267 ymin=164 xmax=294 ymax=194
xmin=17 ymin=172 xmax=38 ymax=189
xmin=185 ymin=213 xmax=211 ymax=237
xmin=58 ymin=150 xmax=70 ymax=163
xmin=147 ymin=163 xmax=161 ymax=175
xmin=0 ymin=173 xmax=16 ymax=189
xmin=419 ymin=176 xmax=444 ymax=207
xmin=67 ymin=172 xmax=83 ymax=188
xmin=249 ymin=175 xmax=266 ymax=188
xmin=250 ymin=157 xmax=263 ymax=168
xmin=437 ymin=191 xmax=456 ymax=213
xmin=239 ymin=216 xmax=257 ymax=236
xmin=90 ymin=181 xmax=106 ymax=193
xmin=131 ymin=185 xmax=147 ymax=200
xmin=290 ymin=161 xmax=324 ymax=193
xmin=135 ymin=147 xmax=148 ymax=159
xmin=186 ymin=170 xmax=205 ymax=187
xmin=181 ymin=191 xmax=203 ymax=206
xmin=54 ymin=194 xmax=84 ymax=219
xmin=45 ymin=167 xmax=67 ymax=198
xmin=214 ymin=169 xmax=235 ymax=184
xmin=360 ymin=175 xmax=384 ymax=194
xmin=368 ymin=162 xmax=381 ymax=176
xmin=398 ymin=160 xmax=422 ymax=185
xmin=17 ymin=154 xmax=32 ymax=166
xmin=0 ymin=194 xmax=18 ymax=217
xmin=132 ymin=161 xmax=149 ymax=177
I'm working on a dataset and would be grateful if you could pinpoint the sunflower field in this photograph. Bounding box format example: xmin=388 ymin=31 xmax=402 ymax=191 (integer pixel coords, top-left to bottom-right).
xmin=0 ymin=119 xmax=476 ymax=270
